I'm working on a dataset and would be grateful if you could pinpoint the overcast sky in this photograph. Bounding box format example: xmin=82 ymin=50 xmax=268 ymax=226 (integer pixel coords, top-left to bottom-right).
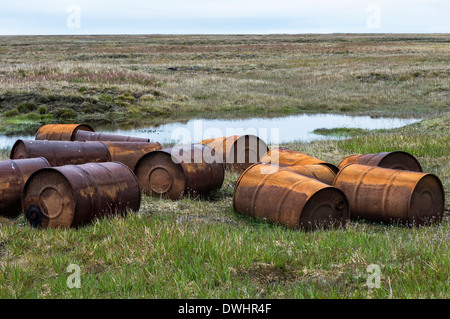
xmin=0 ymin=0 xmax=449 ymax=35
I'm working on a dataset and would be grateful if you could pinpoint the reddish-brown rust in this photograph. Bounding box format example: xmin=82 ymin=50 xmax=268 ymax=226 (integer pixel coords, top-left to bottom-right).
xmin=22 ymin=162 xmax=141 ymax=228
xmin=337 ymin=151 xmax=423 ymax=172
xmin=333 ymin=164 xmax=444 ymax=225
xmin=233 ymin=163 xmax=349 ymax=230
xmin=282 ymin=164 xmax=336 ymax=185
xmin=0 ymin=158 xmax=51 ymax=218
xmin=10 ymin=140 xmax=111 ymax=167
xmin=101 ymin=141 xmax=162 ymax=170
xmin=74 ymin=130 xmax=151 ymax=143
xmin=200 ymin=135 xmax=269 ymax=172
xmin=35 ymin=124 xmax=95 ymax=141
xmin=134 ymin=144 xmax=224 ymax=200
xmin=259 ymin=148 xmax=339 ymax=174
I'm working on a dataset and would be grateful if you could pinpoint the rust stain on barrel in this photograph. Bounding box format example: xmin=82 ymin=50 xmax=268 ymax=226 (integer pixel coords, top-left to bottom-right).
xmin=35 ymin=124 xmax=94 ymax=141
xmin=260 ymin=148 xmax=339 ymax=174
xmin=10 ymin=140 xmax=111 ymax=167
xmin=22 ymin=162 xmax=141 ymax=228
xmin=233 ymin=163 xmax=349 ymax=230
xmin=101 ymin=141 xmax=162 ymax=170
xmin=333 ymin=164 xmax=444 ymax=225
xmin=282 ymin=164 xmax=336 ymax=185
xmin=337 ymin=151 xmax=423 ymax=172
xmin=200 ymin=135 xmax=269 ymax=172
xmin=134 ymin=144 xmax=224 ymax=200
xmin=75 ymin=130 xmax=151 ymax=143
xmin=0 ymin=158 xmax=51 ymax=218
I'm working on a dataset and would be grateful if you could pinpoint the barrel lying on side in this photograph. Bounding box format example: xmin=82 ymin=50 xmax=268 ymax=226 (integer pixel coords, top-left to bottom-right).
xmin=233 ymin=163 xmax=349 ymax=230
xmin=200 ymin=135 xmax=269 ymax=172
xmin=282 ymin=164 xmax=336 ymax=185
xmin=134 ymin=144 xmax=224 ymax=200
xmin=102 ymin=141 xmax=162 ymax=170
xmin=260 ymin=148 xmax=339 ymax=174
xmin=337 ymin=151 xmax=423 ymax=172
xmin=75 ymin=130 xmax=151 ymax=143
xmin=0 ymin=158 xmax=51 ymax=218
xmin=22 ymin=162 xmax=141 ymax=228
xmin=35 ymin=124 xmax=95 ymax=141
xmin=333 ymin=164 xmax=444 ymax=225
xmin=10 ymin=140 xmax=111 ymax=166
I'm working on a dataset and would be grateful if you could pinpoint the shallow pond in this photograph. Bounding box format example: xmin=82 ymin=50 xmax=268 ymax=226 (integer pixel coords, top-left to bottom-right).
xmin=0 ymin=113 xmax=421 ymax=149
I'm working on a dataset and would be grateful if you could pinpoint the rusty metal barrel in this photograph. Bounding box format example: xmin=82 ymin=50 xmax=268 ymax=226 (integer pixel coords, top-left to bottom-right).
xmin=0 ymin=158 xmax=51 ymax=218
xmin=102 ymin=141 xmax=162 ymax=170
xmin=282 ymin=164 xmax=336 ymax=185
xmin=337 ymin=151 xmax=423 ymax=172
xmin=333 ymin=164 xmax=444 ymax=225
xmin=35 ymin=124 xmax=95 ymax=141
xmin=134 ymin=144 xmax=225 ymax=200
xmin=233 ymin=163 xmax=350 ymax=230
xmin=22 ymin=162 xmax=141 ymax=228
xmin=200 ymin=135 xmax=269 ymax=172
xmin=10 ymin=140 xmax=111 ymax=167
xmin=260 ymin=148 xmax=339 ymax=174
xmin=74 ymin=130 xmax=151 ymax=143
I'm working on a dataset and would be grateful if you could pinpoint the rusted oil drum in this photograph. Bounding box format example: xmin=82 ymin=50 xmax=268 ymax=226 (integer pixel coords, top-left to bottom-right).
xmin=22 ymin=162 xmax=141 ymax=228
xmin=10 ymin=140 xmax=111 ymax=167
xmin=74 ymin=130 xmax=151 ymax=143
xmin=260 ymin=148 xmax=339 ymax=174
xmin=134 ymin=144 xmax=225 ymax=200
xmin=337 ymin=151 xmax=423 ymax=172
xmin=333 ymin=164 xmax=444 ymax=225
xmin=102 ymin=141 xmax=162 ymax=170
xmin=35 ymin=124 xmax=95 ymax=141
xmin=200 ymin=135 xmax=269 ymax=172
xmin=283 ymin=164 xmax=336 ymax=185
xmin=233 ymin=163 xmax=350 ymax=230
xmin=0 ymin=158 xmax=51 ymax=218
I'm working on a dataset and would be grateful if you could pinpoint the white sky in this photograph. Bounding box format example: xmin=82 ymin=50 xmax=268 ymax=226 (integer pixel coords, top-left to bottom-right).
xmin=0 ymin=0 xmax=449 ymax=35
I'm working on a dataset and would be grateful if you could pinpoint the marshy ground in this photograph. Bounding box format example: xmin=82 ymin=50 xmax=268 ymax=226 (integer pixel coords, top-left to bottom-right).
xmin=0 ymin=34 xmax=448 ymax=298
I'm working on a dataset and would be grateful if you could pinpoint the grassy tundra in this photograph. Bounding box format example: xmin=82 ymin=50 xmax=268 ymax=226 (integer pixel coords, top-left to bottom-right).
xmin=0 ymin=34 xmax=449 ymax=298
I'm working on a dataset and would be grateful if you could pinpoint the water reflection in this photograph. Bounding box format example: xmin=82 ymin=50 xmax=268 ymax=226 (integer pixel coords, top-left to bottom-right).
xmin=0 ymin=113 xmax=420 ymax=149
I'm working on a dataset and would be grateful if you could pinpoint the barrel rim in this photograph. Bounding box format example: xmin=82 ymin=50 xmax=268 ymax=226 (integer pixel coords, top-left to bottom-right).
xmin=134 ymin=149 xmax=186 ymax=194
xmin=299 ymin=185 xmax=350 ymax=229
xmin=22 ymin=167 xmax=78 ymax=225
xmin=9 ymin=139 xmax=27 ymax=160
xmin=379 ymin=150 xmax=423 ymax=172
xmin=407 ymin=172 xmax=445 ymax=224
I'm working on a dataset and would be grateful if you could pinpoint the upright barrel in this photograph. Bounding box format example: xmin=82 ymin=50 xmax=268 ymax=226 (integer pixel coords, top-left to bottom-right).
xmin=260 ymin=148 xmax=339 ymax=174
xmin=283 ymin=164 xmax=336 ymax=185
xmin=75 ymin=130 xmax=151 ymax=143
xmin=337 ymin=151 xmax=423 ymax=172
xmin=22 ymin=162 xmax=141 ymax=228
xmin=200 ymin=135 xmax=269 ymax=172
xmin=102 ymin=141 xmax=162 ymax=170
xmin=10 ymin=140 xmax=111 ymax=167
xmin=233 ymin=163 xmax=349 ymax=230
xmin=134 ymin=144 xmax=225 ymax=200
xmin=0 ymin=158 xmax=51 ymax=218
xmin=333 ymin=164 xmax=444 ymax=225
xmin=35 ymin=124 xmax=94 ymax=141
